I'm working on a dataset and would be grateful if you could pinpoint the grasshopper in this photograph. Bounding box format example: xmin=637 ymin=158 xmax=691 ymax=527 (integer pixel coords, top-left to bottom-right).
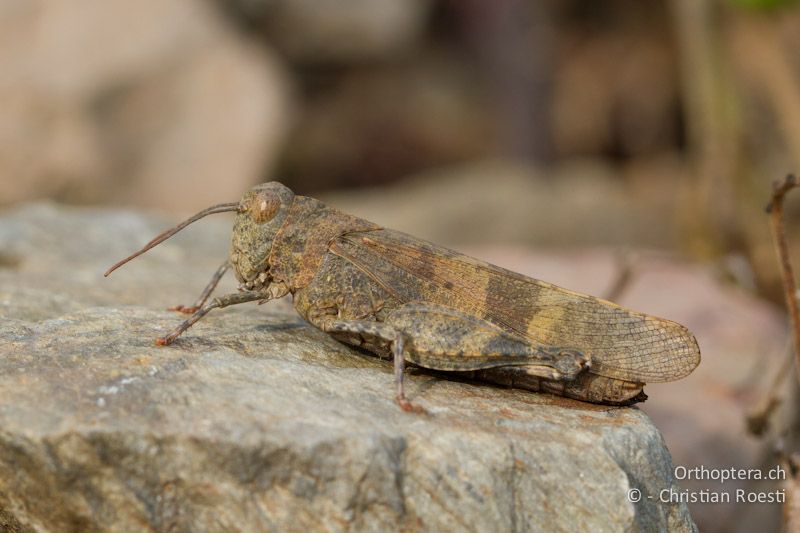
xmin=105 ymin=182 xmax=701 ymax=412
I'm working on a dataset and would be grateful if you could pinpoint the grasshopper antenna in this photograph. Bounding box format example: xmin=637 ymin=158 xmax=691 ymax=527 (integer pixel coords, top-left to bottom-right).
xmin=104 ymin=202 xmax=241 ymax=277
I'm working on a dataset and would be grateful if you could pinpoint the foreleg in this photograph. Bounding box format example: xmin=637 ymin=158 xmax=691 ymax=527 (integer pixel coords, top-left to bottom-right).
xmin=169 ymin=260 xmax=230 ymax=314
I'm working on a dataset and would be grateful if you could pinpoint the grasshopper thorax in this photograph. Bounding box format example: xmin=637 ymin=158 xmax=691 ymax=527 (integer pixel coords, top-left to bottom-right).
xmin=231 ymin=182 xmax=295 ymax=291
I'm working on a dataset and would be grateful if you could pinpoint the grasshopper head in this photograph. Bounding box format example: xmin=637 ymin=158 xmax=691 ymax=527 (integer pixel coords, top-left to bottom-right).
xmin=103 ymin=182 xmax=295 ymax=285
xmin=231 ymin=182 xmax=295 ymax=290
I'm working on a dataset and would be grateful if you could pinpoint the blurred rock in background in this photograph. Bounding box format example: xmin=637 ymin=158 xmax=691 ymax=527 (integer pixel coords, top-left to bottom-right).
xmin=0 ymin=0 xmax=289 ymax=211
xmin=320 ymin=157 xmax=688 ymax=249
xmin=226 ymin=0 xmax=433 ymax=63
xmin=1 ymin=0 xmax=695 ymax=207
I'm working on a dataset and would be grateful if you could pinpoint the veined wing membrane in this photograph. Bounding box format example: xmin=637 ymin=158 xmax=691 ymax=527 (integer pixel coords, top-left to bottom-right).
xmin=332 ymin=229 xmax=700 ymax=383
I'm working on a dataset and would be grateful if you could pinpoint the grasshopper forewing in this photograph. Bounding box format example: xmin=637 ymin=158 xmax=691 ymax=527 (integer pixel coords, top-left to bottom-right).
xmin=332 ymin=230 xmax=700 ymax=383
xmin=330 ymin=229 xmax=699 ymax=402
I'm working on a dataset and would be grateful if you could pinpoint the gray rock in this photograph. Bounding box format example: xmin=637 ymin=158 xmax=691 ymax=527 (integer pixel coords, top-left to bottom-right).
xmin=0 ymin=203 xmax=696 ymax=531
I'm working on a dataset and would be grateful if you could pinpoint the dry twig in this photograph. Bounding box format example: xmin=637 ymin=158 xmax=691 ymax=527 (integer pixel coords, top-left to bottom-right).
xmin=766 ymin=174 xmax=800 ymax=384
xmin=765 ymin=173 xmax=800 ymax=531
xmin=604 ymin=250 xmax=636 ymax=302
xmin=746 ymin=338 xmax=793 ymax=436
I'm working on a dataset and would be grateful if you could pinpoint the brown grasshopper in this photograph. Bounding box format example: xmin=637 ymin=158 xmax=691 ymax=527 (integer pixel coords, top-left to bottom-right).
xmin=105 ymin=182 xmax=701 ymax=412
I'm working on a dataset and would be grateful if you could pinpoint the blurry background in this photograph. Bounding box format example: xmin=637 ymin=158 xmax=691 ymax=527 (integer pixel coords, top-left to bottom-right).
xmin=2 ymin=0 xmax=800 ymax=530
xmin=4 ymin=0 xmax=800 ymax=300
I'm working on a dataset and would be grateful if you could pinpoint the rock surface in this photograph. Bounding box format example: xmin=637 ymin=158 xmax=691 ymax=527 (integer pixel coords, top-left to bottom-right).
xmin=0 ymin=203 xmax=696 ymax=531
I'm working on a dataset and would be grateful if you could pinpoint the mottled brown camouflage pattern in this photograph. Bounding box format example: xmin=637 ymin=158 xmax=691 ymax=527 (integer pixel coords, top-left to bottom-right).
xmin=111 ymin=181 xmax=701 ymax=408
xmin=249 ymin=182 xmax=699 ymax=406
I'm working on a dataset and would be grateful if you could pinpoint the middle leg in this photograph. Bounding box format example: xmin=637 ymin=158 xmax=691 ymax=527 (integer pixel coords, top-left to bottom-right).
xmin=157 ymin=290 xmax=265 ymax=345
xmin=319 ymin=317 xmax=423 ymax=413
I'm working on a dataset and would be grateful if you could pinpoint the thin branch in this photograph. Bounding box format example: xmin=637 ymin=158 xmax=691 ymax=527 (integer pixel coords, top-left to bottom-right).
xmin=746 ymin=337 xmax=793 ymax=437
xmin=604 ymin=250 xmax=636 ymax=302
xmin=766 ymin=173 xmax=800 ymax=533
xmin=766 ymin=173 xmax=800 ymax=385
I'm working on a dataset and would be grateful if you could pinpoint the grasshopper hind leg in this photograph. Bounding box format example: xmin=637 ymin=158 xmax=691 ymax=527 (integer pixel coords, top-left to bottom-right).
xmin=317 ymin=302 xmax=592 ymax=412
xmin=384 ymin=303 xmax=590 ymax=380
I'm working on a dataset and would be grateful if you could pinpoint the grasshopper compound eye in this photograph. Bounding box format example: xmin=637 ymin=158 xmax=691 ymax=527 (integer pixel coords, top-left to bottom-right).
xmin=250 ymin=191 xmax=281 ymax=224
